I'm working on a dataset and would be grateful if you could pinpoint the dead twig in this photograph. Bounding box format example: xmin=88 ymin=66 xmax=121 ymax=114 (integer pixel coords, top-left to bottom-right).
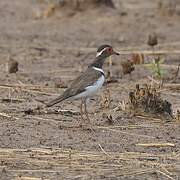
xmin=24 ymin=108 xmax=80 ymax=116
xmin=147 ymin=75 xmax=160 ymax=84
xmin=0 ymin=112 xmax=20 ymax=120
xmin=136 ymin=143 xmax=175 ymax=148
xmin=136 ymin=115 xmax=162 ymax=122
xmin=156 ymin=169 xmax=176 ymax=180
xmin=98 ymin=144 xmax=111 ymax=157
xmin=1 ymin=97 xmax=26 ymax=103
xmin=163 ymin=83 xmax=180 ymax=90
xmin=161 ymin=91 xmax=180 ymax=97
xmin=98 ymin=125 xmax=155 ymax=130
xmin=0 ymin=84 xmax=59 ymax=96
xmin=15 ymin=176 xmax=41 ymax=180
xmin=173 ymin=64 xmax=180 ymax=79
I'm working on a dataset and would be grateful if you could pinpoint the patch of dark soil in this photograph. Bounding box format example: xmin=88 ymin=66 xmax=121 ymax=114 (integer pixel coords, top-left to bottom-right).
xmin=58 ymin=0 xmax=115 ymax=11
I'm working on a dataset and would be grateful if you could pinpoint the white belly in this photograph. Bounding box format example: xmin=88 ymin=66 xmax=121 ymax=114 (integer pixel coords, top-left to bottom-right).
xmin=72 ymin=75 xmax=105 ymax=99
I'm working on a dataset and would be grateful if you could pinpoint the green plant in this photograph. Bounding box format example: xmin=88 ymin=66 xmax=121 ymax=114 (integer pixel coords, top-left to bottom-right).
xmin=145 ymin=57 xmax=166 ymax=79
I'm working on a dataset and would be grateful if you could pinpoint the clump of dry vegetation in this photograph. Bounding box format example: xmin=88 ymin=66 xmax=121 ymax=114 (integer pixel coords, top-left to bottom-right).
xmin=158 ymin=0 xmax=177 ymax=16
xmin=120 ymin=60 xmax=135 ymax=76
xmin=35 ymin=0 xmax=115 ymax=18
xmin=147 ymin=32 xmax=158 ymax=48
xmin=131 ymin=53 xmax=144 ymax=65
xmin=6 ymin=57 xmax=19 ymax=74
xmin=127 ymin=84 xmax=173 ymax=120
xmin=100 ymin=89 xmax=111 ymax=109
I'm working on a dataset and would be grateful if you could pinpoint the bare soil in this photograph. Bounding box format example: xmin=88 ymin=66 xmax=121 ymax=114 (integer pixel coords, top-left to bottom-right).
xmin=0 ymin=0 xmax=179 ymax=179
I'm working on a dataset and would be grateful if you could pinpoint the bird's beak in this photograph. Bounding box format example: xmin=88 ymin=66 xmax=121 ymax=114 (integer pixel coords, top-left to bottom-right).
xmin=113 ymin=51 xmax=120 ymax=55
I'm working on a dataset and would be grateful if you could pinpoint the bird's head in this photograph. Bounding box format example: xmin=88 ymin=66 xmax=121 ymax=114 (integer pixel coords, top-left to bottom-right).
xmin=96 ymin=44 xmax=119 ymax=58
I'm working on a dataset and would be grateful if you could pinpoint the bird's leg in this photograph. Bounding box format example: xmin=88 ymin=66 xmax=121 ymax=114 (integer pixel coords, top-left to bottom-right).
xmin=83 ymin=98 xmax=96 ymax=132
xmin=108 ymin=56 xmax=112 ymax=78
xmin=79 ymin=99 xmax=85 ymax=127
xmin=84 ymin=98 xmax=91 ymax=124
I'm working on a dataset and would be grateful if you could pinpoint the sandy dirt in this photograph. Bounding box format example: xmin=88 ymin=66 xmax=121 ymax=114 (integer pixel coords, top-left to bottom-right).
xmin=0 ymin=0 xmax=180 ymax=179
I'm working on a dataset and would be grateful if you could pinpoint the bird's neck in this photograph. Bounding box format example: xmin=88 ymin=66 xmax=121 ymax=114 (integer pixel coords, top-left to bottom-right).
xmin=89 ymin=55 xmax=107 ymax=69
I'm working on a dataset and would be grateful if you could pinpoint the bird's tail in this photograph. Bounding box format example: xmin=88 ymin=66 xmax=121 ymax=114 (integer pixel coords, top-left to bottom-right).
xmin=46 ymin=95 xmax=66 ymax=107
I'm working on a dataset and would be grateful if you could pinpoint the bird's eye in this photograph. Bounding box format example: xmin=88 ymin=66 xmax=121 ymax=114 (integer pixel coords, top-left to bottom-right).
xmin=107 ymin=48 xmax=112 ymax=53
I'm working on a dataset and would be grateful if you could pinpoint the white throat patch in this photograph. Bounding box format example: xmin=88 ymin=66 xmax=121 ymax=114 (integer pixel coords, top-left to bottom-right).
xmin=96 ymin=47 xmax=108 ymax=57
xmin=93 ymin=66 xmax=105 ymax=75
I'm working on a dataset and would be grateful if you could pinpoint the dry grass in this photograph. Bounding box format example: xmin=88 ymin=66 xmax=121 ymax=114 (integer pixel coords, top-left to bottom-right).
xmin=0 ymin=147 xmax=179 ymax=179
xmin=1 ymin=43 xmax=180 ymax=55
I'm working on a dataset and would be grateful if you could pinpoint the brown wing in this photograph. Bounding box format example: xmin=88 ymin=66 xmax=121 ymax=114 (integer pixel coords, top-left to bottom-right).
xmin=46 ymin=68 xmax=102 ymax=107
xmin=63 ymin=67 xmax=102 ymax=98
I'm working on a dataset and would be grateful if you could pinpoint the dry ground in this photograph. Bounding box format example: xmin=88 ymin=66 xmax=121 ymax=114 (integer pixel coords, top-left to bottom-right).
xmin=0 ymin=0 xmax=179 ymax=179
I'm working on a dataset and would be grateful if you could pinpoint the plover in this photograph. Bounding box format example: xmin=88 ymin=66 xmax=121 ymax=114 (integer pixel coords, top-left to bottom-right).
xmin=46 ymin=45 xmax=119 ymax=126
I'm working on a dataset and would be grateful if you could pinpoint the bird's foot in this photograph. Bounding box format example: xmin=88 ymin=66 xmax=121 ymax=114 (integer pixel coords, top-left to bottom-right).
xmin=79 ymin=123 xmax=96 ymax=133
